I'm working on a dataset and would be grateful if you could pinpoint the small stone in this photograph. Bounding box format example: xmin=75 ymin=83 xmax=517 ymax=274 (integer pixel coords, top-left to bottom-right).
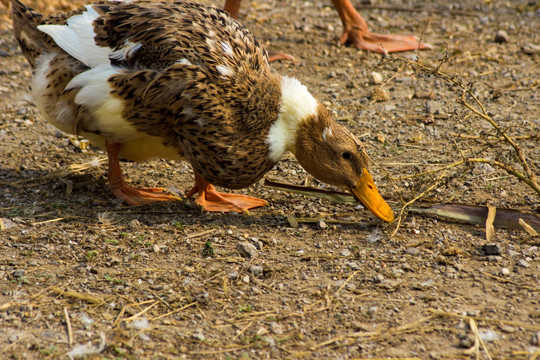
xmin=340 ymin=249 xmax=352 ymax=257
xmin=0 ymin=218 xmax=17 ymax=230
xmin=507 ymin=249 xmax=519 ymax=257
xmin=270 ymin=321 xmax=283 ymax=335
xmin=457 ymin=332 xmax=475 ymax=348
xmin=250 ymin=265 xmax=263 ymax=277
xmin=516 ymin=259 xmax=530 ymax=268
xmin=426 ymin=100 xmax=443 ymax=114
xmin=479 ymin=329 xmax=499 ymax=342
xmin=236 ymin=241 xmax=258 ymax=258
xmin=250 ymin=237 xmax=263 ymax=249
xmin=129 ymin=317 xmax=149 ymax=330
xmin=482 ymin=244 xmax=501 ymax=256
xmin=500 ymin=267 xmax=510 ymax=276
xmin=499 ymin=325 xmax=516 ymax=333
xmin=522 ymin=43 xmax=540 ymax=55
xmin=494 ymin=30 xmax=509 ymax=43
xmin=369 ymin=71 xmax=383 ymax=85
xmin=420 ymin=279 xmax=435 ymax=289
xmin=12 ymin=269 xmax=25 ymax=278
xmin=372 ymin=274 xmax=384 ymax=283
xmin=263 ymin=336 xmax=276 ymax=347
xmin=128 ymin=219 xmax=141 ymax=230
xmin=405 ymin=247 xmax=419 ymax=255
xmin=531 ymin=331 xmax=540 ymax=346
xmin=366 ymin=229 xmax=381 ymax=244
xmin=193 ymin=330 xmax=205 ymax=341
xmin=0 ymin=50 xmax=9 ymax=57
xmin=228 ymin=271 xmax=238 ymax=280
xmin=317 ymin=218 xmax=327 ymax=229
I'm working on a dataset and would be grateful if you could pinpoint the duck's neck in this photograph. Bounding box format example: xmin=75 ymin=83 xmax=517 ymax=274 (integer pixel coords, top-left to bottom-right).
xmin=266 ymin=76 xmax=319 ymax=162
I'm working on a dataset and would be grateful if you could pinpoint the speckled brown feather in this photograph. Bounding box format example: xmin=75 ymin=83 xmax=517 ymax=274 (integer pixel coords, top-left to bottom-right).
xmin=12 ymin=0 xmax=282 ymax=189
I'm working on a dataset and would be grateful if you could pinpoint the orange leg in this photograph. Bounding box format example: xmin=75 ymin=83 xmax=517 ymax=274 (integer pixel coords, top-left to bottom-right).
xmin=331 ymin=0 xmax=431 ymax=54
xmin=106 ymin=142 xmax=181 ymax=205
xmin=186 ymin=171 xmax=267 ymax=214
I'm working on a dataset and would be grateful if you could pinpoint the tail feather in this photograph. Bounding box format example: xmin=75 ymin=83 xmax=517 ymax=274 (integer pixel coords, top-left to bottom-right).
xmin=11 ymin=0 xmax=49 ymax=67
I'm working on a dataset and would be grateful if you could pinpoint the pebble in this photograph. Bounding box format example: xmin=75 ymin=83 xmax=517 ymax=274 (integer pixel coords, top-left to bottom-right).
xmin=516 ymin=259 xmax=530 ymax=268
xmin=531 ymin=331 xmax=540 ymax=346
xmin=340 ymin=249 xmax=351 ymax=257
xmin=369 ymin=71 xmax=383 ymax=85
xmin=507 ymin=249 xmax=519 ymax=257
xmin=426 ymin=100 xmax=443 ymax=114
xmin=479 ymin=329 xmax=500 ymax=342
xmin=263 ymin=336 xmax=276 ymax=347
xmin=317 ymin=218 xmax=327 ymax=229
xmin=500 ymin=267 xmax=510 ymax=276
xmin=523 ymin=43 xmax=540 ymax=54
xmin=0 ymin=50 xmax=9 ymax=57
xmin=270 ymin=321 xmax=283 ymax=335
xmin=250 ymin=237 xmax=263 ymax=249
xmin=457 ymin=332 xmax=475 ymax=348
xmin=129 ymin=317 xmax=149 ymax=331
xmin=12 ymin=269 xmax=25 ymax=278
xmin=250 ymin=265 xmax=263 ymax=277
xmin=236 ymin=241 xmax=258 ymax=259
xmin=366 ymin=229 xmax=381 ymax=244
xmin=499 ymin=325 xmax=516 ymax=333
xmin=193 ymin=330 xmax=205 ymax=341
xmin=372 ymin=274 xmax=384 ymax=283
xmin=405 ymin=247 xmax=419 ymax=255
xmin=0 ymin=218 xmax=17 ymax=230
xmin=494 ymin=29 xmax=509 ymax=43
xmin=128 ymin=219 xmax=141 ymax=230
xmin=482 ymin=244 xmax=501 ymax=256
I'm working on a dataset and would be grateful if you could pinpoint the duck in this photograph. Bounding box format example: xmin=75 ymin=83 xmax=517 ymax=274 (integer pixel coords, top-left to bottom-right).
xmin=224 ymin=0 xmax=431 ymax=60
xmin=11 ymin=0 xmax=394 ymax=222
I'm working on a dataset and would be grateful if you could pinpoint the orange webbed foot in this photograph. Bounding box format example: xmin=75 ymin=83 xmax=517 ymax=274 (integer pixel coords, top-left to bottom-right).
xmin=106 ymin=142 xmax=181 ymax=206
xmin=339 ymin=29 xmax=432 ymax=54
xmin=268 ymin=50 xmax=295 ymax=62
xmin=186 ymin=172 xmax=267 ymax=214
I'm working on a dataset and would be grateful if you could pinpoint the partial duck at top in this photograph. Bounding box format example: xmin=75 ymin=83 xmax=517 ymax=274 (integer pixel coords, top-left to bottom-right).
xmin=11 ymin=0 xmax=394 ymax=222
xmin=224 ymin=0 xmax=431 ymax=61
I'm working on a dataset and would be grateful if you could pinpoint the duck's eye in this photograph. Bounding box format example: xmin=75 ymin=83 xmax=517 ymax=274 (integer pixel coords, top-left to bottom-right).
xmin=342 ymin=152 xmax=351 ymax=159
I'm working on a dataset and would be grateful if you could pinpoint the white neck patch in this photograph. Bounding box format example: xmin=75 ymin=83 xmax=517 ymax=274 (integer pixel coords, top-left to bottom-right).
xmin=266 ymin=76 xmax=318 ymax=162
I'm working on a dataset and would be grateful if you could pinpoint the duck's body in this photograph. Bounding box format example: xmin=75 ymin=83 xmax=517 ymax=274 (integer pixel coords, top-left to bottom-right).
xmin=11 ymin=0 xmax=394 ymax=221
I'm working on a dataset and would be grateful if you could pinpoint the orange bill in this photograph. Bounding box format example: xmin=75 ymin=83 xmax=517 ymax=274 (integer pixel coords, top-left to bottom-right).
xmin=349 ymin=168 xmax=394 ymax=222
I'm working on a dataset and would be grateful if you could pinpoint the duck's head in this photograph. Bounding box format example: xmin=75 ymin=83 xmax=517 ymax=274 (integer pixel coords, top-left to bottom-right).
xmin=267 ymin=76 xmax=393 ymax=222
xmin=294 ymin=105 xmax=394 ymax=222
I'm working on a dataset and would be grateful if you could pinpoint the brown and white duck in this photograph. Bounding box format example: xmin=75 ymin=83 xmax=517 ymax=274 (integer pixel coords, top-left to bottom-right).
xmin=11 ymin=0 xmax=394 ymax=222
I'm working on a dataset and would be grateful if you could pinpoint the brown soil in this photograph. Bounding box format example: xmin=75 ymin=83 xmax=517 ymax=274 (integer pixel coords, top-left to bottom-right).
xmin=1 ymin=0 xmax=539 ymax=359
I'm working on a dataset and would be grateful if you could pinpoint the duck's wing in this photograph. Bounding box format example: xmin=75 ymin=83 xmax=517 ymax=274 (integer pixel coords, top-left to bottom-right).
xmin=36 ymin=1 xmax=270 ymax=75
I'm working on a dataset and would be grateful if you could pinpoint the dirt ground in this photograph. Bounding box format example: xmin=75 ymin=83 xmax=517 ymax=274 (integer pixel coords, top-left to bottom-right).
xmin=1 ymin=0 xmax=539 ymax=359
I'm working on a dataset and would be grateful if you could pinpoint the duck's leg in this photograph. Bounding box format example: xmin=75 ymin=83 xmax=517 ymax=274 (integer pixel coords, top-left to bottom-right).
xmin=332 ymin=0 xmax=431 ymax=54
xmin=106 ymin=142 xmax=182 ymax=205
xmin=186 ymin=171 xmax=268 ymax=214
xmin=223 ymin=0 xmax=295 ymax=62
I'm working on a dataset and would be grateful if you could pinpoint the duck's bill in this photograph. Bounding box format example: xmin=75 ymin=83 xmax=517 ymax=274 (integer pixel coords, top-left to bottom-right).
xmin=349 ymin=168 xmax=394 ymax=223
